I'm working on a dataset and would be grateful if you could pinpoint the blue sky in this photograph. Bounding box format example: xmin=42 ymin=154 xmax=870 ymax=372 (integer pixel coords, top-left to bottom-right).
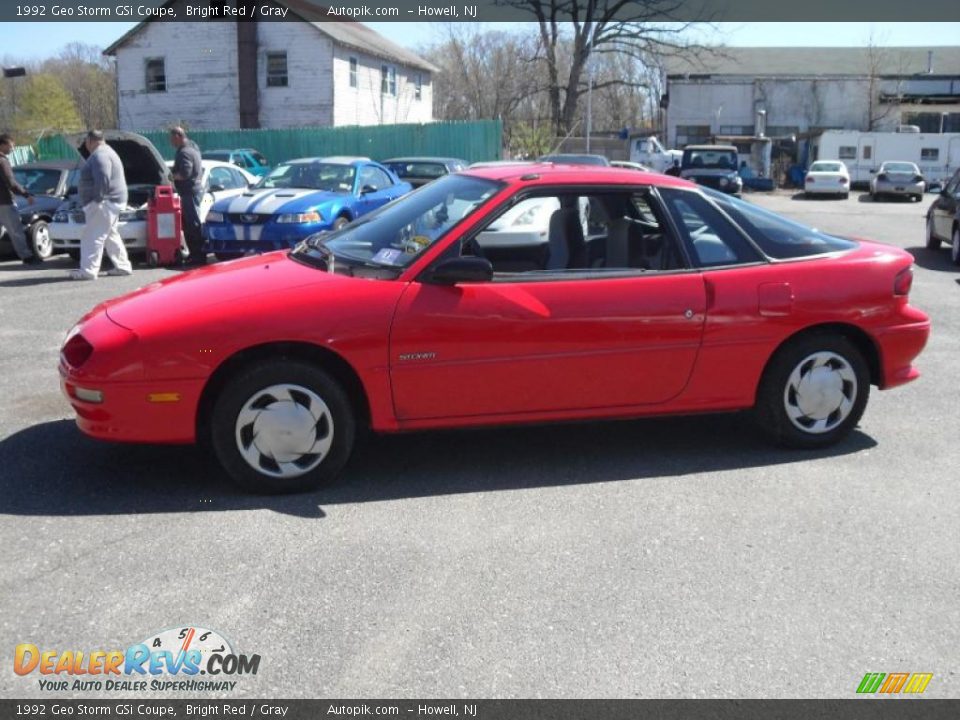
xmin=2 ymin=22 xmax=959 ymax=63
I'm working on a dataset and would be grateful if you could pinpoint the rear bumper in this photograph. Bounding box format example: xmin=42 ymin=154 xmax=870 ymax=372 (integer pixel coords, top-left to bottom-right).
xmin=873 ymin=311 xmax=931 ymax=390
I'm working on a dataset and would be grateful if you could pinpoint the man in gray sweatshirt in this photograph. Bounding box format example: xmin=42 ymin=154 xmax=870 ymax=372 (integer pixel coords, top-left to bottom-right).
xmin=70 ymin=130 xmax=134 ymax=280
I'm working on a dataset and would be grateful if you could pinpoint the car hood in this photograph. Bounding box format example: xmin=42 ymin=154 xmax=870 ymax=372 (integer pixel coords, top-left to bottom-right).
xmin=212 ymin=188 xmax=350 ymax=215
xmin=99 ymin=252 xmax=346 ymax=332
xmin=68 ymin=130 xmax=171 ymax=187
xmin=14 ymin=194 xmax=63 ymax=215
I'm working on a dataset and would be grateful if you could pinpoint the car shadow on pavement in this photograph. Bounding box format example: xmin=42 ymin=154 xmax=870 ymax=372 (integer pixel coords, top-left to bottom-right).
xmin=906 ymin=246 xmax=958 ymax=272
xmin=0 ymin=415 xmax=877 ymax=519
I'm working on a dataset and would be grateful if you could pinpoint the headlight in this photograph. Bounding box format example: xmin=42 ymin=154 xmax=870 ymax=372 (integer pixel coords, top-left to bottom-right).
xmin=276 ymin=211 xmax=322 ymax=224
xmin=719 ymin=177 xmax=729 ymax=186
xmin=206 ymin=211 xmax=225 ymax=223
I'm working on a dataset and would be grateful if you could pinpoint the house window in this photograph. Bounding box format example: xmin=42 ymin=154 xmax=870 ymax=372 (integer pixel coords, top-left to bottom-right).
xmin=675 ymin=125 xmax=710 ymax=146
xmin=414 ymin=72 xmax=422 ymax=101
xmin=145 ymin=58 xmax=166 ymax=93
xmin=838 ymin=146 xmax=856 ymax=159
xmin=381 ymin=64 xmax=396 ymax=96
xmin=920 ymin=148 xmax=939 ymax=162
xmin=718 ymin=125 xmax=754 ymax=136
xmin=349 ymin=56 xmax=358 ymax=88
xmin=266 ymin=52 xmax=288 ymax=87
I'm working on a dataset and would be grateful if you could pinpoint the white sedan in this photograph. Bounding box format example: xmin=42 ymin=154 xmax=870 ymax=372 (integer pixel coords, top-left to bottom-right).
xmin=51 ymin=160 xmax=257 ymax=258
xmin=804 ymin=160 xmax=850 ymax=198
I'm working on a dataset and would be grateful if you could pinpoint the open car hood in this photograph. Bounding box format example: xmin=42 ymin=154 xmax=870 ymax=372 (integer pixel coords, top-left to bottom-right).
xmin=67 ymin=130 xmax=172 ymax=187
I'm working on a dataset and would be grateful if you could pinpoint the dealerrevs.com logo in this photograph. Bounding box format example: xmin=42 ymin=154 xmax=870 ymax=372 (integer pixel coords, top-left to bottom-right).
xmin=856 ymin=672 xmax=933 ymax=695
xmin=14 ymin=626 xmax=260 ymax=693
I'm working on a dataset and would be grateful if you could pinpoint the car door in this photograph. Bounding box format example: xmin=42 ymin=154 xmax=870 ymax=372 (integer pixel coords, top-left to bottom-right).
xmin=356 ymin=165 xmax=399 ymax=214
xmin=389 ymin=188 xmax=708 ymax=421
xmin=932 ymin=169 xmax=960 ymax=239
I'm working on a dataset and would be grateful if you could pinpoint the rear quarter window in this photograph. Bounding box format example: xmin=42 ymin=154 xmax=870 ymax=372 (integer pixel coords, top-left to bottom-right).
xmin=704 ymin=188 xmax=857 ymax=259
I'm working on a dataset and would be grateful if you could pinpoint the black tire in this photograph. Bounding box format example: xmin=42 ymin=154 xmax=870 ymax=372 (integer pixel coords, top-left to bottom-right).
xmin=926 ymin=215 xmax=942 ymax=250
xmin=842 ymin=193 xmax=849 ymax=200
xmin=333 ymin=215 xmax=350 ymax=231
xmin=210 ymin=360 xmax=356 ymax=494
xmin=951 ymin=226 xmax=960 ymax=267
xmin=756 ymin=333 xmax=870 ymax=449
xmin=67 ymin=249 xmax=80 ymax=262
xmin=28 ymin=220 xmax=53 ymax=260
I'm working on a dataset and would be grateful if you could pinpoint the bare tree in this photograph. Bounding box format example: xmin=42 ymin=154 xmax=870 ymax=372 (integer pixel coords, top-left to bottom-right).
xmin=500 ymin=0 xmax=714 ymax=134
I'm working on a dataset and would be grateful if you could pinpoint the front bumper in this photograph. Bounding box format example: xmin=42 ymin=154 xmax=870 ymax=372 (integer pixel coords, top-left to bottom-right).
xmin=51 ymin=219 xmax=148 ymax=252
xmin=204 ymin=221 xmax=326 ymax=254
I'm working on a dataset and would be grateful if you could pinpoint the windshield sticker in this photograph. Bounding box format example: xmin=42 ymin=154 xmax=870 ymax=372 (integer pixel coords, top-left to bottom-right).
xmin=372 ymin=248 xmax=403 ymax=265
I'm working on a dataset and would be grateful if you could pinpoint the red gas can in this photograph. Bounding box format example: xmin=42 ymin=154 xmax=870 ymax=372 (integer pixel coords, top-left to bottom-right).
xmin=146 ymin=186 xmax=183 ymax=266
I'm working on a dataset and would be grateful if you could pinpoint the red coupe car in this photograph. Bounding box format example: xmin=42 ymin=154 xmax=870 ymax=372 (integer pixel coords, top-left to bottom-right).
xmin=60 ymin=165 xmax=930 ymax=493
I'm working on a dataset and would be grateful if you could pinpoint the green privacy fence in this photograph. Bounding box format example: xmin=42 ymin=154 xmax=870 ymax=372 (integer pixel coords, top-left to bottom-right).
xmin=36 ymin=120 xmax=502 ymax=165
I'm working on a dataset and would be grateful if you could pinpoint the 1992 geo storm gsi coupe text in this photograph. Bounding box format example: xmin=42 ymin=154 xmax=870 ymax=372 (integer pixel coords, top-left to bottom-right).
xmin=60 ymin=164 xmax=930 ymax=494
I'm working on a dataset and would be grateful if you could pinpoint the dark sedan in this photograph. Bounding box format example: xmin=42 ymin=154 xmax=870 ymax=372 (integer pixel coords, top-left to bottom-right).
xmin=382 ymin=157 xmax=468 ymax=188
xmin=0 ymin=160 xmax=80 ymax=260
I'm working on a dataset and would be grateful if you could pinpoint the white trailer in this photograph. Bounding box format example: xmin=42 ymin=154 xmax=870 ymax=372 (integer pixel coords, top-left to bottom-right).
xmin=809 ymin=130 xmax=960 ymax=187
xmin=629 ymin=135 xmax=683 ymax=173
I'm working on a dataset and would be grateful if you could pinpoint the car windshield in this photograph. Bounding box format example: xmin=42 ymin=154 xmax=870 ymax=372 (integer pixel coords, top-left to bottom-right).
xmin=292 ymin=174 xmax=502 ymax=273
xmin=387 ymin=162 xmax=448 ymax=179
xmin=683 ymin=149 xmax=738 ymax=170
xmin=256 ymin=162 xmax=356 ymax=192
xmin=703 ymin=188 xmax=857 ymax=259
xmin=811 ymin=162 xmax=843 ymax=172
xmin=13 ymin=168 xmax=62 ymax=195
xmin=883 ymin=162 xmax=918 ymax=174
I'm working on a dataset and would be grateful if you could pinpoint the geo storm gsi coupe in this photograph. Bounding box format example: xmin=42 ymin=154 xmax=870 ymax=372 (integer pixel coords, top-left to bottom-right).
xmin=60 ymin=164 xmax=931 ymax=494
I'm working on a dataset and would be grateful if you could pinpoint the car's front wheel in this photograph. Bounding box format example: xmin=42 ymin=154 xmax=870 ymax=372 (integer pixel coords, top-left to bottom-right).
xmin=29 ymin=220 xmax=53 ymax=259
xmin=211 ymin=360 xmax=356 ymax=494
xmin=756 ymin=334 xmax=869 ymax=449
xmin=952 ymin=226 xmax=960 ymax=266
xmin=333 ymin=215 xmax=350 ymax=231
xmin=926 ymin=215 xmax=941 ymax=249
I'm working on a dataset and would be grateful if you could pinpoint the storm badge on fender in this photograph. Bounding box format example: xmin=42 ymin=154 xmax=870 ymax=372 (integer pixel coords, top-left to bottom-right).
xmin=398 ymin=352 xmax=437 ymax=362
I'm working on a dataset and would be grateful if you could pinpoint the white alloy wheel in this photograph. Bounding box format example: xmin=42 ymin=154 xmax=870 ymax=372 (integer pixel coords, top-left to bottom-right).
xmin=783 ymin=351 xmax=858 ymax=435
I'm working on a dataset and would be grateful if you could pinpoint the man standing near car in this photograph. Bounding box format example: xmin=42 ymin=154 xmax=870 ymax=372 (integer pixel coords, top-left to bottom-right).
xmin=0 ymin=133 xmax=39 ymax=264
xmin=169 ymin=126 xmax=205 ymax=266
xmin=70 ymin=130 xmax=133 ymax=280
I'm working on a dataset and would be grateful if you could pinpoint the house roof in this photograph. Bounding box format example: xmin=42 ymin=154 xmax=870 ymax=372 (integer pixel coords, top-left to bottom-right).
xmin=665 ymin=46 xmax=960 ymax=78
xmin=104 ymin=1 xmax=438 ymax=74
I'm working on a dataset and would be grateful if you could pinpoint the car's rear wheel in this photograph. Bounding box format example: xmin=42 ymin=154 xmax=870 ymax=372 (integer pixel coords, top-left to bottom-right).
xmin=952 ymin=226 xmax=960 ymax=266
xmin=29 ymin=221 xmax=52 ymax=259
xmin=926 ymin=215 xmax=942 ymax=250
xmin=756 ymin=334 xmax=869 ymax=449
xmin=211 ymin=360 xmax=355 ymax=494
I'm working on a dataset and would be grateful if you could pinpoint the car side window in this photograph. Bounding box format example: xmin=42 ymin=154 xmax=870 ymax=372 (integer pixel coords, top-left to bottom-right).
xmin=359 ymin=166 xmax=392 ymax=192
xmin=465 ymin=189 xmax=687 ymax=278
xmin=229 ymin=168 xmax=249 ymax=189
xmin=208 ymin=167 xmax=235 ymax=190
xmin=658 ymin=188 xmax=762 ymax=267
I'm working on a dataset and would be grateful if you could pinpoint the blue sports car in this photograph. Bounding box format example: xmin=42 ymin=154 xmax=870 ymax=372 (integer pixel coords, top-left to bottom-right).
xmin=203 ymin=156 xmax=413 ymax=259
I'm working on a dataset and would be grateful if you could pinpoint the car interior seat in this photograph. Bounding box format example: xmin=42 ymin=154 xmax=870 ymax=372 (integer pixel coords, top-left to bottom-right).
xmin=546 ymin=204 xmax=587 ymax=270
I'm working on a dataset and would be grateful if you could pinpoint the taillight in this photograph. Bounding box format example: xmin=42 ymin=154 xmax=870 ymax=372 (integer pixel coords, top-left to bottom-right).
xmin=878 ymin=173 xmax=888 ymax=181
xmin=913 ymin=175 xmax=924 ymax=183
xmin=894 ymin=267 xmax=913 ymax=297
xmin=806 ymin=176 xmax=814 ymax=183
xmin=839 ymin=177 xmax=848 ymax=184
xmin=62 ymin=333 xmax=94 ymax=368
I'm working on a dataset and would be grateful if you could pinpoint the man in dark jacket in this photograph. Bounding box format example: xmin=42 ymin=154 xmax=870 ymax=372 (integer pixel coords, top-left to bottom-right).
xmin=0 ymin=133 xmax=39 ymax=264
xmin=169 ymin=126 xmax=205 ymax=266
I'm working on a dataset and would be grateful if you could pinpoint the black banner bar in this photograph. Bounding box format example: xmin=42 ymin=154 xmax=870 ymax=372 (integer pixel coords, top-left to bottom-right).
xmin=2 ymin=700 xmax=960 ymax=719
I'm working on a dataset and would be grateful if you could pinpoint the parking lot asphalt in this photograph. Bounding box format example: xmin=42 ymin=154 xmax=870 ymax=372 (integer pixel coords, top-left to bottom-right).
xmin=1 ymin=190 xmax=958 ymax=699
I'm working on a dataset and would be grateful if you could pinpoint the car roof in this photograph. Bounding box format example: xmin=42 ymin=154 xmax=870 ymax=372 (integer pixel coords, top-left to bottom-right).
xmin=461 ymin=162 xmax=694 ymax=189
xmin=13 ymin=160 xmax=81 ymax=170
xmin=684 ymin=145 xmax=739 ymax=152
xmin=283 ymin=156 xmax=372 ymax=166
xmin=383 ymin=157 xmax=466 ymax=164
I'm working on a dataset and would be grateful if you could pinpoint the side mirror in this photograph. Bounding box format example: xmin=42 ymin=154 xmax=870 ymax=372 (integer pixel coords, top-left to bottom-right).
xmin=208 ymin=184 xmax=225 ymax=193
xmin=360 ymin=184 xmax=378 ymax=195
xmin=427 ymin=256 xmax=494 ymax=285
